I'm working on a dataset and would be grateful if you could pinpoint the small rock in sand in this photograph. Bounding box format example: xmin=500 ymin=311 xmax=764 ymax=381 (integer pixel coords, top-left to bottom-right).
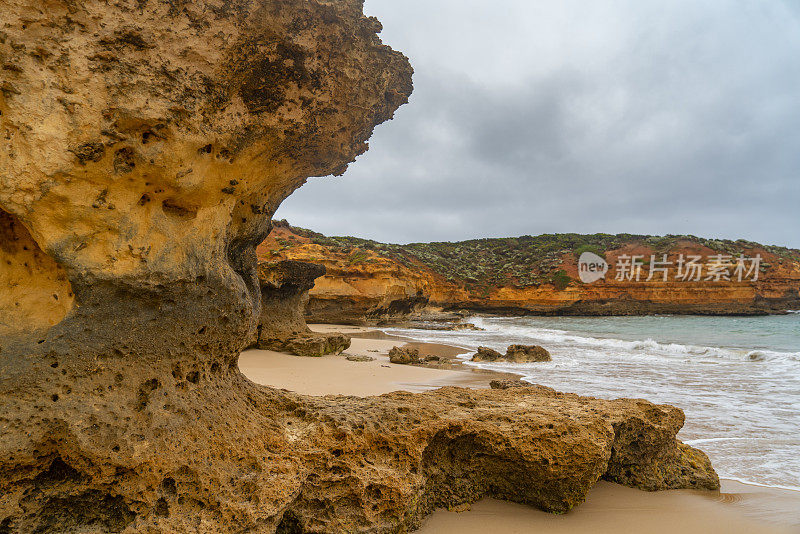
xmin=346 ymin=354 xmax=374 ymax=362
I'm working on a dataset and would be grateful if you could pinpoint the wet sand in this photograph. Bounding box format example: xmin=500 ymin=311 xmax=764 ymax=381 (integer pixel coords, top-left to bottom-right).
xmin=239 ymin=324 xmax=800 ymax=533
xmin=417 ymin=481 xmax=797 ymax=534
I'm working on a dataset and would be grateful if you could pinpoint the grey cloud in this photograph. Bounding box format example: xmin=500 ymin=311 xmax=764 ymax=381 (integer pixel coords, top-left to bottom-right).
xmin=276 ymin=0 xmax=800 ymax=247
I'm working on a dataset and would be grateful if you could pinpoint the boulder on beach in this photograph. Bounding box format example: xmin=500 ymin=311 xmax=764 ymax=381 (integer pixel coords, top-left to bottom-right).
xmin=505 ymin=344 xmax=552 ymax=363
xmin=470 ymin=346 xmax=505 ymax=362
xmin=471 ymin=344 xmax=551 ymax=363
xmin=259 ymin=333 xmax=351 ymax=358
xmin=388 ymin=346 xmax=421 ymax=365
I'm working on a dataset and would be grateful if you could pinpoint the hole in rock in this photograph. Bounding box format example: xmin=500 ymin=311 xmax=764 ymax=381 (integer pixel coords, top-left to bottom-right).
xmin=36 ymin=491 xmax=136 ymax=533
xmin=0 ymin=209 xmax=74 ymax=338
xmin=161 ymin=198 xmax=198 ymax=219
xmin=161 ymin=477 xmax=177 ymax=497
xmin=154 ymin=498 xmax=169 ymax=517
xmin=275 ymin=511 xmax=303 ymax=534
xmin=35 ymin=457 xmax=82 ymax=485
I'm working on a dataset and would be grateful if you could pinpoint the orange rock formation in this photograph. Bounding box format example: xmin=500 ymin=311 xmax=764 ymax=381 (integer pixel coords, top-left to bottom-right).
xmin=258 ymin=222 xmax=800 ymax=323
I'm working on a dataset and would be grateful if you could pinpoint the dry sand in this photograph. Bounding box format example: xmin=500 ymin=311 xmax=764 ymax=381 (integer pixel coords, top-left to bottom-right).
xmin=239 ymin=335 xmax=488 ymax=396
xmin=239 ymin=325 xmax=800 ymax=534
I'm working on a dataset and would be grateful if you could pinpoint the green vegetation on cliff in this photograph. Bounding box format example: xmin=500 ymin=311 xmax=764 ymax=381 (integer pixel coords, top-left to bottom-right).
xmin=275 ymin=220 xmax=800 ymax=289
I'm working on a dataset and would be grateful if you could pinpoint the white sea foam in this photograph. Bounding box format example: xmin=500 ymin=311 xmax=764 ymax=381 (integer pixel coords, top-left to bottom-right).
xmin=716 ymin=476 xmax=800 ymax=493
xmin=463 ymin=317 xmax=800 ymax=365
xmin=384 ymin=313 xmax=800 ymax=490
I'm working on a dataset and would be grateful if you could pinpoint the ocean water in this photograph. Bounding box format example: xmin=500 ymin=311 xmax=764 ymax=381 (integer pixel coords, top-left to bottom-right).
xmin=385 ymin=313 xmax=800 ymax=490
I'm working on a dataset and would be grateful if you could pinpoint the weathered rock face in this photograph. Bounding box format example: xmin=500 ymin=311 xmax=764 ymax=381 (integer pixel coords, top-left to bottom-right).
xmin=0 ymin=2 xmax=720 ymax=532
xmin=471 ymin=345 xmax=551 ymax=363
xmin=471 ymin=346 xmax=504 ymax=362
xmin=252 ymin=260 xmax=351 ymax=356
xmin=0 ymin=0 xmax=412 ymax=358
xmin=0 ymin=210 xmax=74 ymax=337
xmin=0 ymin=375 xmax=718 ymax=533
xmin=388 ymin=345 xmax=421 ymax=365
xmin=255 ymin=260 xmax=326 ymax=340
xmin=505 ymin=344 xmax=551 ymax=363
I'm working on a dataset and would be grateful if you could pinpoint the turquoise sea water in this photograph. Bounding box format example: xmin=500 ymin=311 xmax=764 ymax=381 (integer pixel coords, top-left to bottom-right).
xmin=386 ymin=313 xmax=800 ymax=490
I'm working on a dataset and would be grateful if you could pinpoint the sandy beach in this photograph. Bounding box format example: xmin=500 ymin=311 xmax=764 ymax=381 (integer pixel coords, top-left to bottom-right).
xmin=239 ymin=325 xmax=800 ymax=534
xmin=239 ymin=327 xmax=490 ymax=396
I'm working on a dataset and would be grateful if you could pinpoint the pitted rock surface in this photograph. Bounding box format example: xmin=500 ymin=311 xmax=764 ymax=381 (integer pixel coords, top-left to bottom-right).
xmin=0 ymin=1 xmax=719 ymax=532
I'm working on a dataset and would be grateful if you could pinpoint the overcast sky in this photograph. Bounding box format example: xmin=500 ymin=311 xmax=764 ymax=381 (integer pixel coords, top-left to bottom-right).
xmin=276 ymin=0 xmax=800 ymax=247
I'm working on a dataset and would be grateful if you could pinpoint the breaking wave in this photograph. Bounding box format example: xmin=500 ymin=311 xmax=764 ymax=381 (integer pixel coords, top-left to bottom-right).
xmin=467 ymin=316 xmax=800 ymax=365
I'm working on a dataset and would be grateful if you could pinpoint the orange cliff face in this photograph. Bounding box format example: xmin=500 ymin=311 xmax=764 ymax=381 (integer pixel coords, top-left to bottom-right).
xmin=256 ymin=224 xmax=452 ymax=323
xmin=257 ymin=222 xmax=800 ymax=324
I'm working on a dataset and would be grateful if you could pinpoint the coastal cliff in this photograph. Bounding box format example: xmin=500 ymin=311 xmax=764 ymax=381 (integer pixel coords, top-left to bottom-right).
xmin=257 ymin=221 xmax=800 ymax=323
xmin=0 ymin=1 xmax=719 ymax=532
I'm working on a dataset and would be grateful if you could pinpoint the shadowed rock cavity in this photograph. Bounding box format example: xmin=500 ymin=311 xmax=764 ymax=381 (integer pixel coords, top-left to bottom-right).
xmin=0 ymin=0 xmax=718 ymax=532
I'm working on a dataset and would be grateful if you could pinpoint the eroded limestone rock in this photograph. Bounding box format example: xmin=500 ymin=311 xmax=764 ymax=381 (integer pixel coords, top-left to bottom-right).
xmin=259 ymin=332 xmax=351 ymax=357
xmin=253 ymin=260 xmax=351 ymax=356
xmin=0 ymin=210 xmax=74 ymax=337
xmin=505 ymin=344 xmax=552 ymax=363
xmin=0 ymin=1 xmax=720 ymax=532
xmin=0 ymin=376 xmax=718 ymax=532
xmin=389 ymin=346 xmax=421 ymax=365
xmin=0 ymin=0 xmax=411 ymax=358
xmin=472 ymin=344 xmax=551 ymax=363
xmin=471 ymin=346 xmax=504 ymax=362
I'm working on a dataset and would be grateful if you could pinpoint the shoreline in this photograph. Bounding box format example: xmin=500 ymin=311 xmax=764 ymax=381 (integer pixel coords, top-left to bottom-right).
xmin=239 ymin=324 xmax=800 ymax=533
